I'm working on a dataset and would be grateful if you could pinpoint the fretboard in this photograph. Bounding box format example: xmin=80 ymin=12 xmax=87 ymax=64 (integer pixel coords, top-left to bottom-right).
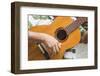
xmin=66 ymin=17 xmax=87 ymax=35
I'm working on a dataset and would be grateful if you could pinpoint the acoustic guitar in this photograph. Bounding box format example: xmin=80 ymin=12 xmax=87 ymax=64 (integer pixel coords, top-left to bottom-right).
xmin=28 ymin=16 xmax=87 ymax=60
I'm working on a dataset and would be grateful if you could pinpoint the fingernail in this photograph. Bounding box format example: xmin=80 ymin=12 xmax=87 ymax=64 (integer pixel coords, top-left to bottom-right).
xmin=59 ymin=43 xmax=61 ymax=48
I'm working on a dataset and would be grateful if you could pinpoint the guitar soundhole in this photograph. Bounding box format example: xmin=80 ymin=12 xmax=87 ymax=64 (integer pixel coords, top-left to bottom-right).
xmin=56 ymin=29 xmax=68 ymax=41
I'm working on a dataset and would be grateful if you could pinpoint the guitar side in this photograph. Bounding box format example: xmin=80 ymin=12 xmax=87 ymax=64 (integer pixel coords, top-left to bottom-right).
xmin=28 ymin=16 xmax=81 ymax=60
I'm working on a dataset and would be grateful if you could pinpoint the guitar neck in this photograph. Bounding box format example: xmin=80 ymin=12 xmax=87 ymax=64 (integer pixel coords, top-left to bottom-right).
xmin=66 ymin=17 xmax=87 ymax=35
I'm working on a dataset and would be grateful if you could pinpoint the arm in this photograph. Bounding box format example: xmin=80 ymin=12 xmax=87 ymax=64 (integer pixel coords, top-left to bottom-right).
xmin=28 ymin=31 xmax=61 ymax=54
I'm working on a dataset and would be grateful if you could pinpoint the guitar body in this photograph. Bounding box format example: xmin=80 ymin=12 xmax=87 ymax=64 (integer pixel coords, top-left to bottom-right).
xmin=28 ymin=16 xmax=81 ymax=60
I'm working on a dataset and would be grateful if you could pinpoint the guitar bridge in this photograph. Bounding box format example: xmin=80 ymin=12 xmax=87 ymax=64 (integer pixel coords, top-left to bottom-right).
xmin=38 ymin=43 xmax=50 ymax=59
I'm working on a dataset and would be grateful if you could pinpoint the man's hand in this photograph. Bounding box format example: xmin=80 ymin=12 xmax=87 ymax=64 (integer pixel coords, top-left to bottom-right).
xmin=41 ymin=33 xmax=61 ymax=55
xmin=28 ymin=31 xmax=61 ymax=55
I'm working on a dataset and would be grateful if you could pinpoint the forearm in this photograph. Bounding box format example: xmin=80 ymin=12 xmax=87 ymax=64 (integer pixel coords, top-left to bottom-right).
xmin=28 ymin=31 xmax=44 ymax=42
xmin=28 ymin=31 xmax=61 ymax=55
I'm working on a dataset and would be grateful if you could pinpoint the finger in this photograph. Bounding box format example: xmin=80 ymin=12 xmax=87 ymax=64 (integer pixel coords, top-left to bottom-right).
xmin=55 ymin=44 xmax=59 ymax=53
xmin=41 ymin=43 xmax=53 ymax=56
xmin=48 ymin=48 xmax=53 ymax=56
xmin=53 ymin=46 xmax=57 ymax=54
xmin=58 ymin=43 xmax=62 ymax=49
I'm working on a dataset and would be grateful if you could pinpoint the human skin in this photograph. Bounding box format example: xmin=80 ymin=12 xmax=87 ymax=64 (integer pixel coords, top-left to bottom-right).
xmin=28 ymin=31 xmax=61 ymax=55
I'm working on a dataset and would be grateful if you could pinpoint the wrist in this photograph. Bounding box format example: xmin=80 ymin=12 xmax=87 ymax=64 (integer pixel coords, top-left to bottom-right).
xmin=38 ymin=33 xmax=46 ymax=42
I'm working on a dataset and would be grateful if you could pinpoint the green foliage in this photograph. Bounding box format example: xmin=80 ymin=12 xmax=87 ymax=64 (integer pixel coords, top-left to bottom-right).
xmin=28 ymin=21 xmax=32 ymax=29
